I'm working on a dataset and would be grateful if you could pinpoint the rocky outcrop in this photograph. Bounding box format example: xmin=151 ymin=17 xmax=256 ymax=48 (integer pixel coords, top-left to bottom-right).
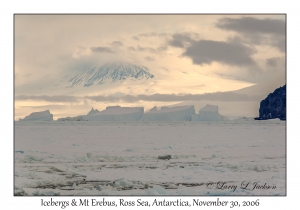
xmin=255 ymin=84 xmax=286 ymax=120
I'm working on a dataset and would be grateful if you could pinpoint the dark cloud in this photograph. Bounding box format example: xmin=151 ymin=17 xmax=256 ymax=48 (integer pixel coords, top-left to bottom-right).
xmin=169 ymin=33 xmax=195 ymax=48
xmin=111 ymin=41 xmax=123 ymax=47
xmin=216 ymin=17 xmax=286 ymax=52
xmin=266 ymin=58 xmax=277 ymax=67
xmin=85 ymin=92 xmax=260 ymax=103
xmin=168 ymin=32 xmax=256 ymax=67
xmin=15 ymin=95 xmax=79 ymax=102
xmin=266 ymin=56 xmax=285 ymax=68
xmin=183 ymin=40 xmax=256 ymax=66
xmin=90 ymin=47 xmax=115 ymax=53
xmin=272 ymin=36 xmax=286 ymax=52
xmin=216 ymin=17 xmax=285 ymax=35
xmin=144 ymin=56 xmax=155 ymax=61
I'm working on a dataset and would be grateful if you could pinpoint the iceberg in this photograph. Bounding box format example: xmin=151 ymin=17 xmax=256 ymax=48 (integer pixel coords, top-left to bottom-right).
xmin=87 ymin=107 xmax=100 ymax=115
xmin=192 ymin=104 xmax=228 ymax=121
xmin=19 ymin=110 xmax=53 ymax=121
xmin=86 ymin=106 xmax=144 ymax=121
xmin=140 ymin=105 xmax=195 ymax=121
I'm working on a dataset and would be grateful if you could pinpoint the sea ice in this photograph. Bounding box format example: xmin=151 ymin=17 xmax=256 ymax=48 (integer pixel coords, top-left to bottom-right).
xmin=14 ymin=120 xmax=286 ymax=196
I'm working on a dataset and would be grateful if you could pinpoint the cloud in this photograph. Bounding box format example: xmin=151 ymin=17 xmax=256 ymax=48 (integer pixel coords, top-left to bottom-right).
xmin=85 ymin=92 xmax=260 ymax=103
xmin=132 ymin=36 xmax=139 ymax=41
xmin=128 ymin=45 xmax=167 ymax=54
xmin=266 ymin=57 xmax=278 ymax=67
xmin=90 ymin=46 xmax=115 ymax=53
xmin=136 ymin=45 xmax=157 ymax=53
xmin=19 ymin=104 xmax=90 ymax=111
xmin=16 ymin=91 xmax=258 ymax=104
xmin=15 ymin=90 xmax=261 ymax=109
xmin=144 ymin=56 xmax=155 ymax=61
xmin=168 ymin=32 xmax=256 ymax=67
xmin=137 ymin=32 xmax=170 ymax=38
xmin=138 ymin=32 xmax=157 ymax=37
xmin=15 ymin=95 xmax=79 ymax=102
xmin=266 ymin=56 xmax=285 ymax=68
xmin=216 ymin=17 xmax=285 ymax=52
xmin=22 ymin=73 xmax=32 ymax=77
xmin=169 ymin=33 xmax=198 ymax=48
xmin=216 ymin=17 xmax=285 ymax=35
xmin=127 ymin=46 xmax=135 ymax=51
xmin=183 ymin=40 xmax=256 ymax=66
xmin=19 ymin=104 xmax=68 ymax=109
xmin=111 ymin=41 xmax=123 ymax=47
xmin=272 ymin=36 xmax=285 ymax=52
xmin=15 ymin=15 xmax=284 ymax=99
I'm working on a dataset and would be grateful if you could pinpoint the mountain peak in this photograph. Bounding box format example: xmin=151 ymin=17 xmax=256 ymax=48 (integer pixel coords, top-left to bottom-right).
xmin=62 ymin=62 xmax=155 ymax=88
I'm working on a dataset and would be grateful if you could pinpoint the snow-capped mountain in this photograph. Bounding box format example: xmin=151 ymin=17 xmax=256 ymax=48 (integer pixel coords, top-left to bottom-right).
xmin=61 ymin=62 xmax=155 ymax=88
xmin=15 ymin=61 xmax=256 ymax=98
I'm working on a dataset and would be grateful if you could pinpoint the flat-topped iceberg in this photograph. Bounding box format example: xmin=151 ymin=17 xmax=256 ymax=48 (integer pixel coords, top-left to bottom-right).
xmin=19 ymin=110 xmax=53 ymax=121
xmin=86 ymin=106 xmax=144 ymax=121
xmin=140 ymin=105 xmax=195 ymax=121
xmin=192 ymin=104 xmax=228 ymax=121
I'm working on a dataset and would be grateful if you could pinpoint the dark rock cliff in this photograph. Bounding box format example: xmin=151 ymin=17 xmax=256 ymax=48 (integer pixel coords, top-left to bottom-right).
xmin=255 ymin=84 xmax=286 ymax=120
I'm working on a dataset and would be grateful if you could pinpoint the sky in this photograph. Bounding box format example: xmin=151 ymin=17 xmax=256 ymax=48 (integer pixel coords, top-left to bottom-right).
xmin=14 ymin=14 xmax=286 ymax=120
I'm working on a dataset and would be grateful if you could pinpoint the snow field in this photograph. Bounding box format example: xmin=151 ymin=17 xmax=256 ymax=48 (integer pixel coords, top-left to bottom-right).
xmin=14 ymin=120 xmax=285 ymax=195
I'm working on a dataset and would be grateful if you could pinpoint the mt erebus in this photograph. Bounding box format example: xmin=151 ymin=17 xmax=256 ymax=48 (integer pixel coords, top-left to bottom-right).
xmin=61 ymin=62 xmax=155 ymax=88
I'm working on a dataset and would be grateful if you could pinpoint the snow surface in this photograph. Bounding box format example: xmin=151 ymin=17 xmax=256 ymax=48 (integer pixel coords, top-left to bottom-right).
xmin=141 ymin=106 xmax=195 ymax=121
xmin=57 ymin=116 xmax=87 ymax=121
xmin=14 ymin=120 xmax=285 ymax=196
xmin=19 ymin=110 xmax=53 ymax=121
